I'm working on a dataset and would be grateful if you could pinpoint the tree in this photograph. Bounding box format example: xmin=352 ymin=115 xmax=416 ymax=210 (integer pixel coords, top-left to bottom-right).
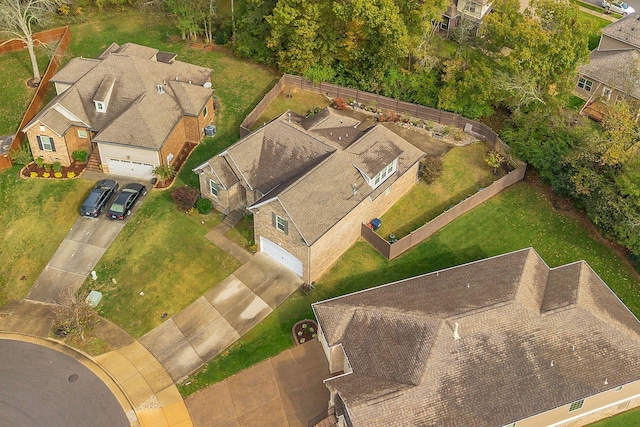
xmin=0 ymin=0 xmax=57 ymax=85
xmin=53 ymin=291 xmax=100 ymax=341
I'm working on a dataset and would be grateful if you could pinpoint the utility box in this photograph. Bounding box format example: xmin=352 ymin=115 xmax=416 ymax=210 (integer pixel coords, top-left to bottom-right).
xmin=204 ymin=125 xmax=216 ymax=137
xmin=85 ymin=290 xmax=103 ymax=308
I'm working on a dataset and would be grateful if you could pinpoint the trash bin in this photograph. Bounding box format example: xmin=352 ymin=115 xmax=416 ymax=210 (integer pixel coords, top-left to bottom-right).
xmin=371 ymin=218 xmax=381 ymax=231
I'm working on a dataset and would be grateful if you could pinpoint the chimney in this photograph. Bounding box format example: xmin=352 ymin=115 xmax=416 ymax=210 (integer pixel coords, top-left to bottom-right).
xmin=453 ymin=322 xmax=460 ymax=340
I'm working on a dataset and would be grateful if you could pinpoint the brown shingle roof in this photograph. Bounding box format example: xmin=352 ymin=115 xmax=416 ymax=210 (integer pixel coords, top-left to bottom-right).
xmin=602 ymin=13 xmax=640 ymax=49
xmin=579 ymin=49 xmax=640 ymax=99
xmin=25 ymin=43 xmax=212 ymax=150
xmin=313 ymin=248 xmax=640 ymax=426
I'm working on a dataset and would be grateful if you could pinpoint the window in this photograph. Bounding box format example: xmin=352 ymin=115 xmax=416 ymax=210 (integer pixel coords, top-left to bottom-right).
xmin=370 ymin=159 xmax=397 ymax=189
xmin=77 ymin=129 xmax=88 ymax=138
xmin=209 ymin=180 xmax=218 ymax=197
xmin=36 ymin=135 xmax=55 ymax=152
xmin=577 ymin=78 xmax=593 ymax=92
xmin=95 ymin=101 xmax=105 ymax=112
xmin=569 ymin=399 xmax=584 ymax=412
xmin=276 ymin=215 xmax=287 ymax=232
xmin=603 ymin=87 xmax=612 ymax=101
xmin=465 ymin=2 xmax=477 ymax=13
xmin=203 ymin=106 xmax=208 ymax=118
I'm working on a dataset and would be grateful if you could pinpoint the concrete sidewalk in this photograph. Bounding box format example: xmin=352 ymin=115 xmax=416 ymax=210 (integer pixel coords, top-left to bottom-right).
xmin=139 ymin=253 xmax=304 ymax=382
xmin=204 ymin=223 xmax=253 ymax=264
xmin=185 ymin=339 xmax=331 ymax=427
xmin=0 ymin=299 xmax=192 ymax=427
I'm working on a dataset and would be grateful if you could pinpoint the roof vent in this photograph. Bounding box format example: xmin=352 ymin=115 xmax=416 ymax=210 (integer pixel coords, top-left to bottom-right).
xmin=352 ymin=183 xmax=357 ymax=195
xmin=605 ymin=378 xmax=608 ymax=385
xmin=157 ymin=84 xmax=164 ymax=95
xmin=175 ymin=76 xmax=179 ymax=81
xmin=288 ymin=112 xmax=291 ymax=122
xmin=346 ymin=133 xmax=349 ymax=137
xmin=189 ymin=80 xmax=192 ymax=84
xmin=453 ymin=322 xmax=460 ymax=340
xmin=339 ymin=136 xmax=342 ymax=141
xmin=550 ymin=360 xmax=554 ymax=367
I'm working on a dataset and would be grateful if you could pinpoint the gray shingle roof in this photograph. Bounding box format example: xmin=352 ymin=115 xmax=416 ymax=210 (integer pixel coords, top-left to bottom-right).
xmin=602 ymin=13 xmax=640 ymax=49
xmin=24 ymin=43 xmax=213 ymax=150
xmin=313 ymin=248 xmax=640 ymax=427
xmin=579 ymin=49 xmax=640 ymax=99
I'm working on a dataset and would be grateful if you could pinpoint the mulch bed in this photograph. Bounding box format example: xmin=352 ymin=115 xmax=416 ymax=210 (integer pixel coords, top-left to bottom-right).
xmin=292 ymin=319 xmax=318 ymax=345
xmin=154 ymin=142 xmax=197 ymax=190
xmin=21 ymin=161 xmax=86 ymax=179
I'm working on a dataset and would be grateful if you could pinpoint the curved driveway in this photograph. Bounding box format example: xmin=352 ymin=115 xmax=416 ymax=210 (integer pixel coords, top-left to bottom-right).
xmin=0 ymin=338 xmax=129 ymax=426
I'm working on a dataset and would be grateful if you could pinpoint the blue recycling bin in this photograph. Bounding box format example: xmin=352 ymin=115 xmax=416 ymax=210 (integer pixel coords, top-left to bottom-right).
xmin=370 ymin=218 xmax=381 ymax=231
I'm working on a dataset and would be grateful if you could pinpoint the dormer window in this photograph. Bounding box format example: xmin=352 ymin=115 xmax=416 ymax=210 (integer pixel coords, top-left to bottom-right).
xmin=370 ymin=159 xmax=397 ymax=189
xmin=95 ymin=101 xmax=106 ymax=112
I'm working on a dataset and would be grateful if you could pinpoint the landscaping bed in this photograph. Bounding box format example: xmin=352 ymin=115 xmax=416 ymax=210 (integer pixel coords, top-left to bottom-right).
xmin=21 ymin=161 xmax=86 ymax=179
xmin=292 ymin=319 xmax=318 ymax=345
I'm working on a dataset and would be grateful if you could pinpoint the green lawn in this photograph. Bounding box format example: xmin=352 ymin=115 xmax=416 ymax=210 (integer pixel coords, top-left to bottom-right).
xmin=0 ymin=167 xmax=95 ymax=306
xmin=588 ymin=407 xmax=640 ymax=426
xmin=251 ymin=89 xmax=330 ymax=130
xmin=225 ymin=214 xmax=257 ymax=252
xmin=377 ymin=142 xmax=500 ymax=239
xmin=577 ymin=10 xmax=612 ymax=50
xmin=178 ymin=180 xmax=640 ymax=396
xmin=0 ymin=46 xmax=51 ymax=136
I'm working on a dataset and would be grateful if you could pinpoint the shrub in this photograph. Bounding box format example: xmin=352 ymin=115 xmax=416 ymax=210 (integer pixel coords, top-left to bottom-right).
xmin=30 ymin=172 xmax=38 ymax=178
xmin=421 ymin=156 xmax=444 ymax=184
xmin=52 ymin=161 xmax=62 ymax=172
xmin=332 ymin=97 xmax=347 ymax=110
xmin=43 ymin=163 xmax=52 ymax=171
xmin=67 ymin=171 xmax=75 ymax=178
xmin=171 ymin=186 xmax=200 ymax=211
xmin=10 ymin=143 xmax=32 ymax=165
xmin=453 ymin=128 xmax=465 ymax=141
xmin=196 ymin=198 xmax=213 ymax=214
xmin=43 ymin=172 xmax=50 ymax=178
xmin=153 ymin=165 xmax=176 ymax=184
xmin=35 ymin=157 xmax=44 ymax=167
xmin=425 ymin=120 xmax=435 ymax=130
xmin=484 ymin=149 xmax=505 ymax=174
xmin=54 ymin=172 xmax=63 ymax=178
xmin=72 ymin=150 xmax=88 ymax=162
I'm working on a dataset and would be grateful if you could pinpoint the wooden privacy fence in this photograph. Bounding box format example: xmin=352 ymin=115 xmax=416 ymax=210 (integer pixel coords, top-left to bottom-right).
xmin=240 ymin=75 xmax=518 ymax=165
xmin=361 ymin=165 xmax=527 ymax=260
xmin=0 ymin=26 xmax=71 ymax=169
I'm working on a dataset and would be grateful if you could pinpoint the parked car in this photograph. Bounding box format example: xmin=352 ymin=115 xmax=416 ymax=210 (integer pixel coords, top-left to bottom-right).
xmin=107 ymin=183 xmax=147 ymax=220
xmin=602 ymin=0 xmax=635 ymax=15
xmin=81 ymin=179 xmax=118 ymax=217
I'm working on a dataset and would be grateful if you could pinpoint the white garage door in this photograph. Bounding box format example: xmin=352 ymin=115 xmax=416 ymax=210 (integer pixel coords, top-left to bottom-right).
xmin=260 ymin=237 xmax=303 ymax=277
xmin=108 ymin=159 xmax=155 ymax=179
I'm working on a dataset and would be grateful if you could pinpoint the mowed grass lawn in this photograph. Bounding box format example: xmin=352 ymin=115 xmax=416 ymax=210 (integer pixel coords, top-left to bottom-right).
xmin=378 ymin=142 xmax=500 ymax=239
xmin=0 ymin=167 xmax=95 ymax=306
xmin=179 ymin=179 xmax=640 ymax=396
xmin=251 ymin=89 xmax=330 ymax=130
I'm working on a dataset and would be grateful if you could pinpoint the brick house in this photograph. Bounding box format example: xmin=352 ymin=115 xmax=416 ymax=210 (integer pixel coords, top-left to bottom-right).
xmin=194 ymin=108 xmax=424 ymax=283
xmin=312 ymin=248 xmax=640 ymax=427
xmin=576 ymin=13 xmax=640 ymax=120
xmin=22 ymin=42 xmax=214 ymax=179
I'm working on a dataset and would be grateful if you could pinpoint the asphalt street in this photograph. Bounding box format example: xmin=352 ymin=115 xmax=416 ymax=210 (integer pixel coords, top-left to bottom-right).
xmin=0 ymin=339 xmax=128 ymax=427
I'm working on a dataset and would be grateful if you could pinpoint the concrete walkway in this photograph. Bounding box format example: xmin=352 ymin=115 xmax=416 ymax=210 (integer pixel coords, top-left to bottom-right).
xmin=204 ymin=223 xmax=253 ymax=264
xmin=0 ymin=300 xmax=192 ymax=427
xmin=139 ymin=253 xmax=304 ymax=382
xmin=185 ymin=339 xmax=331 ymax=427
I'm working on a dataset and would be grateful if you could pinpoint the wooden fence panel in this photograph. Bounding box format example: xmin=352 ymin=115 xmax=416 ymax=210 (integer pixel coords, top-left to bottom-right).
xmin=360 ymin=224 xmax=391 ymax=259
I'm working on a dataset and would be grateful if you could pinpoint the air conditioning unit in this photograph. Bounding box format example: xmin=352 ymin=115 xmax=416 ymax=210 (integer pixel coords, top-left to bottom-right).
xmin=204 ymin=125 xmax=216 ymax=136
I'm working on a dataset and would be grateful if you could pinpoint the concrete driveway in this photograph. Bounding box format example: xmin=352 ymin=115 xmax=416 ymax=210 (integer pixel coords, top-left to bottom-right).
xmin=139 ymin=253 xmax=304 ymax=382
xmin=185 ymin=339 xmax=331 ymax=427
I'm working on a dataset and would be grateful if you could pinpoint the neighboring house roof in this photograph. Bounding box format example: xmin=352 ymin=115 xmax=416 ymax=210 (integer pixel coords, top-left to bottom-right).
xmin=197 ymin=109 xmax=424 ymax=245
xmin=579 ymin=49 xmax=640 ymax=100
xmin=312 ymin=248 xmax=640 ymax=427
xmin=601 ymin=13 xmax=640 ymax=49
xmin=23 ymin=43 xmax=213 ymax=151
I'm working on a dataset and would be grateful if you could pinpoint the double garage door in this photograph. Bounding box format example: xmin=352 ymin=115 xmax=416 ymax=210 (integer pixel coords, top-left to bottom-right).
xmin=107 ymin=159 xmax=155 ymax=179
xmin=260 ymin=237 xmax=303 ymax=277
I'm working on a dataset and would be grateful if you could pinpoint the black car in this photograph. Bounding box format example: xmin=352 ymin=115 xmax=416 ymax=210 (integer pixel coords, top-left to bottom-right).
xmin=107 ymin=183 xmax=147 ymax=220
xmin=81 ymin=179 xmax=118 ymax=217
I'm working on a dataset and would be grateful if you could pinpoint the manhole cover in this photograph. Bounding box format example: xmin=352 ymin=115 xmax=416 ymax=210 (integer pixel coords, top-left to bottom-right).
xmin=68 ymin=374 xmax=79 ymax=383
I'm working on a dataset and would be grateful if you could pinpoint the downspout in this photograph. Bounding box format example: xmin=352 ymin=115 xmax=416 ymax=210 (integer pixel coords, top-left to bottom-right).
xmin=307 ymin=240 xmax=311 ymax=285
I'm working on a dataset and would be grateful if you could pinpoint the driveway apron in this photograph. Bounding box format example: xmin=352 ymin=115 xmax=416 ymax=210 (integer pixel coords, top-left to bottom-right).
xmin=28 ymin=216 xmax=126 ymax=303
xmin=139 ymin=253 xmax=304 ymax=382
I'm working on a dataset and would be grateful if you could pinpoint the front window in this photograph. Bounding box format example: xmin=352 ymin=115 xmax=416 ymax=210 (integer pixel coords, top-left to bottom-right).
xmin=577 ymin=77 xmax=593 ymax=92
xmin=569 ymin=399 xmax=584 ymax=412
xmin=276 ymin=215 xmax=287 ymax=232
xmin=37 ymin=135 xmax=54 ymax=151
xmin=77 ymin=129 xmax=88 ymax=138
xmin=465 ymin=2 xmax=477 ymax=13
xmin=209 ymin=180 xmax=218 ymax=197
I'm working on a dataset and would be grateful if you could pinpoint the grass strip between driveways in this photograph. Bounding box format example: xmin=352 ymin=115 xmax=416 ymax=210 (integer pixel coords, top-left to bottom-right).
xmin=178 ymin=180 xmax=640 ymax=396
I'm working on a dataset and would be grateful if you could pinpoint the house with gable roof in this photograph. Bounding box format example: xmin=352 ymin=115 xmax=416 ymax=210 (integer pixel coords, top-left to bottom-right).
xmin=576 ymin=13 xmax=640 ymax=120
xmin=312 ymin=248 xmax=640 ymax=427
xmin=22 ymin=42 xmax=214 ymax=179
xmin=194 ymin=108 xmax=424 ymax=283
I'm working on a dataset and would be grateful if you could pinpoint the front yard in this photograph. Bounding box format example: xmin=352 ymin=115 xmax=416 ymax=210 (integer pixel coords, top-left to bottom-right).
xmin=179 ymin=178 xmax=640 ymax=396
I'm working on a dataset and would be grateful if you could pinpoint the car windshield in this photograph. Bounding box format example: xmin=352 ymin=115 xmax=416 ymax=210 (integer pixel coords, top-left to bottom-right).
xmin=110 ymin=203 xmax=125 ymax=213
xmin=621 ymin=2 xmax=629 ymax=8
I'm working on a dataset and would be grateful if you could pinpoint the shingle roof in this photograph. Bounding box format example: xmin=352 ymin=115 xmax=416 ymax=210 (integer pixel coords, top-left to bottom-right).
xmin=579 ymin=49 xmax=640 ymax=99
xmin=313 ymin=248 xmax=640 ymax=427
xmin=24 ymin=43 xmax=213 ymax=150
xmin=602 ymin=12 xmax=640 ymax=49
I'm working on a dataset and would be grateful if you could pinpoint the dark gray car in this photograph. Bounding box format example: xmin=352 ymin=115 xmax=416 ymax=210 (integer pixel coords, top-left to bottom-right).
xmin=107 ymin=183 xmax=146 ymax=220
xmin=80 ymin=179 xmax=118 ymax=217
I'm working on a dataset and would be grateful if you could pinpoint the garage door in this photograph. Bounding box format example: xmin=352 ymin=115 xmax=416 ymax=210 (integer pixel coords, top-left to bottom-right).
xmin=107 ymin=159 xmax=155 ymax=179
xmin=260 ymin=237 xmax=303 ymax=277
